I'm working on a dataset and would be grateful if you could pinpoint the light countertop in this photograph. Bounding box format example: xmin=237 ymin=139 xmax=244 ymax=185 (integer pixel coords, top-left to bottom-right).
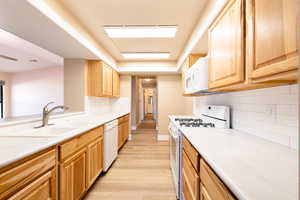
xmin=169 ymin=115 xmax=298 ymax=200
xmin=0 ymin=111 xmax=129 ymax=168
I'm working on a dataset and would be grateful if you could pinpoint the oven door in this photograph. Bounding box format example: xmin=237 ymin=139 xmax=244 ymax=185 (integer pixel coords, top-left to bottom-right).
xmin=169 ymin=124 xmax=181 ymax=199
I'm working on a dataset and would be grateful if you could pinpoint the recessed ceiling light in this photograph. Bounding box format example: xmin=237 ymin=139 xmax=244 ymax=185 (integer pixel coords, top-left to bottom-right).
xmin=145 ymin=79 xmax=151 ymax=82
xmin=104 ymin=26 xmax=177 ymax=38
xmin=122 ymin=52 xmax=170 ymax=59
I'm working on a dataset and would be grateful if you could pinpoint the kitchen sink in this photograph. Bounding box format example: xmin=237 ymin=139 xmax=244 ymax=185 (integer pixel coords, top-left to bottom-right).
xmin=0 ymin=126 xmax=75 ymax=138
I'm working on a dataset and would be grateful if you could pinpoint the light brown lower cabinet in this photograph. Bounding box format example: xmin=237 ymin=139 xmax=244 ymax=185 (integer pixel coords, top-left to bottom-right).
xmin=200 ymin=159 xmax=235 ymax=200
xmin=60 ymin=149 xmax=87 ymax=200
xmin=118 ymin=114 xmax=130 ymax=150
xmin=87 ymin=137 xmax=103 ymax=187
xmin=200 ymin=184 xmax=212 ymax=200
xmin=0 ymin=148 xmax=56 ymax=200
xmin=0 ymin=124 xmax=111 ymax=200
xmin=182 ymin=151 xmax=199 ymax=200
xmin=182 ymin=136 xmax=236 ymax=200
xmin=59 ymin=126 xmax=104 ymax=200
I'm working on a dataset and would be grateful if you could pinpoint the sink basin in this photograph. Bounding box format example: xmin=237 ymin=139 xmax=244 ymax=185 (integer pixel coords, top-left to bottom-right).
xmin=0 ymin=126 xmax=75 ymax=138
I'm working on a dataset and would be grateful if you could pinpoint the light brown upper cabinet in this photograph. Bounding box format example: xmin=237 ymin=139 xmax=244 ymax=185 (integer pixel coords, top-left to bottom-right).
xmin=182 ymin=54 xmax=206 ymax=95
xmin=208 ymin=0 xmax=245 ymax=89
xmin=208 ymin=0 xmax=298 ymax=92
xmin=87 ymin=60 xmax=120 ymax=97
xmin=102 ymin=62 xmax=113 ymax=96
xmin=247 ymin=0 xmax=298 ymax=83
xmin=112 ymin=69 xmax=120 ymax=97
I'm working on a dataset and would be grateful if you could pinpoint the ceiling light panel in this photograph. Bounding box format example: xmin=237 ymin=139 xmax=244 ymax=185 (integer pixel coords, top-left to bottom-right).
xmin=122 ymin=52 xmax=170 ymax=59
xmin=104 ymin=26 xmax=177 ymax=38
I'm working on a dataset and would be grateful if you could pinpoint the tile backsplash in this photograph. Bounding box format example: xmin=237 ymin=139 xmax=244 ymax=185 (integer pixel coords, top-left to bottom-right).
xmin=193 ymin=84 xmax=299 ymax=149
xmin=85 ymin=96 xmax=130 ymax=115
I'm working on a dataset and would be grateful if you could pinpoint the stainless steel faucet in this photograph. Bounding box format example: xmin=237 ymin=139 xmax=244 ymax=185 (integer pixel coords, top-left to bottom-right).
xmin=35 ymin=102 xmax=69 ymax=128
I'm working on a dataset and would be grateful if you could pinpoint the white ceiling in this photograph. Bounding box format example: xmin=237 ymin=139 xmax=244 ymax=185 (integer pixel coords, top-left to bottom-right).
xmin=0 ymin=0 xmax=98 ymax=60
xmin=0 ymin=29 xmax=63 ymax=73
xmin=59 ymin=0 xmax=208 ymax=61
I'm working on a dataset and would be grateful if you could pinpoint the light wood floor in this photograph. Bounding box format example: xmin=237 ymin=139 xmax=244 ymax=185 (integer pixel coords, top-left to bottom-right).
xmin=137 ymin=119 xmax=156 ymax=130
xmin=84 ymin=129 xmax=176 ymax=200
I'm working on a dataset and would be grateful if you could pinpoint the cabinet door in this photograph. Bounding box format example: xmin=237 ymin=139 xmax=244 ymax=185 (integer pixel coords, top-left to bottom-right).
xmin=182 ymin=170 xmax=194 ymax=200
xmin=102 ymin=63 xmax=113 ymax=96
xmin=112 ymin=70 xmax=120 ymax=97
xmin=8 ymin=170 xmax=56 ymax=200
xmin=208 ymin=0 xmax=244 ymax=89
xmin=87 ymin=137 xmax=103 ymax=187
xmin=200 ymin=159 xmax=236 ymax=200
xmin=182 ymin=151 xmax=199 ymax=200
xmin=122 ymin=120 xmax=129 ymax=143
xmin=249 ymin=0 xmax=298 ymax=81
xmin=118 ymin=124 xmax=123 ymax=149
xmin=60 ymin=149 xmax=86 ymax=200
xmin=200 ymin=184 xmax=212 ymax=200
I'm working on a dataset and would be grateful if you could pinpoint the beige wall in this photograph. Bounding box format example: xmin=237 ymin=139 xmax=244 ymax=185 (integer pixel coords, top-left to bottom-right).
xmin=64 ymin=59 xmax=86 ymax=112
xmin=120 ymin=75 xmax=131 ymax=98
xmin=130 ymin=76 xmax=140 ymax=128
xmin=10 ymin=66 xmax=64 ymax=117
xmin=157 ymin=75 xmax=193 ymax=135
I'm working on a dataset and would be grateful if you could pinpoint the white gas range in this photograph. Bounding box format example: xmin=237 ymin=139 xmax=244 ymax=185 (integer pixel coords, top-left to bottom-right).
xmin=168 ymin=105 xmax=230 ymax=200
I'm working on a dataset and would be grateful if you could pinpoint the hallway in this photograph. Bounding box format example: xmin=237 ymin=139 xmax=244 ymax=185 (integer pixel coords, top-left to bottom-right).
xmin=137 ymin=118 xmax=156 ymax=130
xmin=84 ymin=129 xmax=175 ymax=200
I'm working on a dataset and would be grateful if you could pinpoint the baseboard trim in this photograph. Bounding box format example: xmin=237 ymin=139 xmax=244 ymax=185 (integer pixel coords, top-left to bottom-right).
xmin=157 ymin=134 xmax=169 ymax=141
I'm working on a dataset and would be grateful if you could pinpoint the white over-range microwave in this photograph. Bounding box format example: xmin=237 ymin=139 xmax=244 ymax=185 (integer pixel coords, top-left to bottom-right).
xmin=184 ymin=56 xmax=210 ymax=94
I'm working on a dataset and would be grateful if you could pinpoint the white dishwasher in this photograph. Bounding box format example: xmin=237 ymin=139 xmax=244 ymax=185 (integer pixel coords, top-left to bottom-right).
xmin=103 ymin=120 xmax=118 ymax=172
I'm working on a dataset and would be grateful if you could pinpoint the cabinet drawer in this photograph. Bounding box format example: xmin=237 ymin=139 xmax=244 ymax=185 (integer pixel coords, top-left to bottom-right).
xmin=0 ymin=149 xmax=56 ymax=200
xmin=183 ymin=136 xmax=200 ymax=171
xmin=200 ymin=159 xmax=236 ymax=200
xmin=7 ymin=169 xmax=56 ymax=200
xmin=59 ymin=126 xmax=103 ymax=161
xmin=183 ymin=150 xmax=199 ymax=200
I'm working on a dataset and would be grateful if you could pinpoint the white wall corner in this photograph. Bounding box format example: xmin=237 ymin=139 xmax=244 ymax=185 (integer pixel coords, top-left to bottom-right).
xmin=157 ymin=134 xmax=169 ymax=141
xmin=128 ymin=134 xmax=132 ymax=141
